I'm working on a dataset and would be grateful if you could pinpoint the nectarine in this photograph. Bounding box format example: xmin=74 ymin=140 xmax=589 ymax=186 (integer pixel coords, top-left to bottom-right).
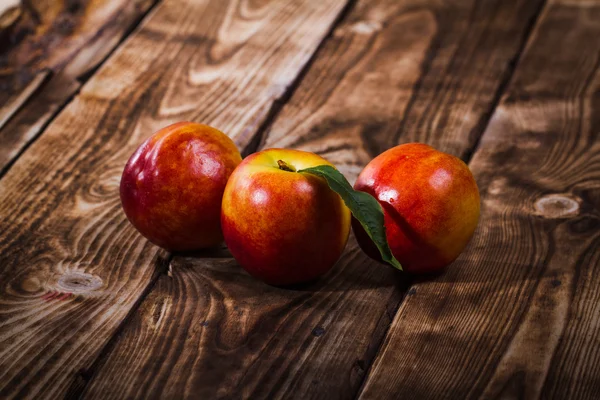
xmin=120 ymin=122 xmax=241 ymax=251
xmin=353 ymin=143 xmax=480 ymax=274
xmin=221 ymin=149 xmax=351 ymax=285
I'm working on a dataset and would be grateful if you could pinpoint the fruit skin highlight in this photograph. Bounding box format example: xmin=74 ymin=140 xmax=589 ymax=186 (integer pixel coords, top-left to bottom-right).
xmin=352 ymin=143 xmax=480 ymax=274
xmin=120 ymin=122 xmax=242 ymax=251
xmin=221 ymin=149 xmax=351 ymax=286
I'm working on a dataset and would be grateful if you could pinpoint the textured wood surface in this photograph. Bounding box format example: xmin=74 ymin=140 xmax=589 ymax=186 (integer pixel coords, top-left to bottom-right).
xmin=84 ymin=243 xmax=403 ymax=399
xmin=261 ymin=0 xmax=545 ymax=168
xmin=82 ymin=0 xmax=547 ymax=398
xmin=0 ymin=0 xmax=351 ymax=398
xmin=0 ymin=0 xmax=158 ymax=174
xmin=359 ymin=1 xmax=600 ymax=398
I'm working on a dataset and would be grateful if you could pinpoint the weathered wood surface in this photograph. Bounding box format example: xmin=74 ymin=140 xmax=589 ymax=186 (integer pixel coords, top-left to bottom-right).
xmin=0 ymin=0 xmax=159 ymax=174
xmin=261 ymin=0 xmax=545 ymax=168
xmin=84 ymin=245 xmax=403 ymax=399
xmin=0 ymin=0 xmax=352 ymax=398
xmin=359 ymin=1 xmax=600 ymax=398
xmin=82 ymin=0 xmax=546 ymax=398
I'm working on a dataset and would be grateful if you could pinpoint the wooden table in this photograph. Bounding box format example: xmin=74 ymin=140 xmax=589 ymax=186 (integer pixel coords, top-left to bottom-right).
xmin=1 ymin=0 xmax=599 ymax=398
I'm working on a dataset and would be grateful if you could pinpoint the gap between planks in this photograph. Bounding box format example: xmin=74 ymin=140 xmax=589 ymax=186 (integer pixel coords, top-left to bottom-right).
xmin=461 ymin=0 xmax=548 ymax=163
xmin=241 ymin=0 xmax=360 ymax=157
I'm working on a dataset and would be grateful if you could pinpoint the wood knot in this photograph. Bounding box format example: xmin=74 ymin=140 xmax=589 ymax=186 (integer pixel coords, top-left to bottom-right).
xmin=534 ymin=194 xmax=580 ymax=219
xmin=57 ymin=272 xmax=103 ymax=294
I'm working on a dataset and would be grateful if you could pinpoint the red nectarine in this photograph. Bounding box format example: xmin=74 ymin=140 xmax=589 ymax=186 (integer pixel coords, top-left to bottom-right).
xmin=221 ymin=149 xmax=351 ymax=285
xmin=120 ymin=122 xmax=241 ymax=251
xmin=353 ymin=143 xmax=480 ymax=274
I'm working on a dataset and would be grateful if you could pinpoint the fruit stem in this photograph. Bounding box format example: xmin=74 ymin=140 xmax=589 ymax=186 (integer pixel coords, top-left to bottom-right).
xmin=277 ymin=160 xmax=296 ymax=172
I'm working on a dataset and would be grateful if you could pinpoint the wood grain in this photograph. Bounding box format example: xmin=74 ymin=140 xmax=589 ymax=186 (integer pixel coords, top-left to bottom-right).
xmin=0 ymin=0 xmax=159 ymax=174
xmin=261 ymin=0 xmax=546 ymax=165
xmin=84 ymin=242 xmax=403 ymax=399
xmin=83 ymin=0 xmax=547 ymax=398
xmin=359 ymin=1 xmax=600 ymax=398
xmin=0 ymin=0 xmax=351 ymax=398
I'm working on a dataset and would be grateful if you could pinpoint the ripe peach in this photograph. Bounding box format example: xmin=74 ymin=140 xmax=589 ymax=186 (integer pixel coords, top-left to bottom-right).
xmin=353 ymin=143 xmax=480 ymax=274
xmin=120 ymin=122 xmax=241 ymax=251
xmin=221 ymin=149 xmax=351 ymax=285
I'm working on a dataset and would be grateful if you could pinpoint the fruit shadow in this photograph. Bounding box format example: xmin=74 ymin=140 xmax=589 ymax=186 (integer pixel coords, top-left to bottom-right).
xmin=177 ymin=233 xmax=409 ymax=296
xmin=283 ymin=246 xmax=409 ymax=294
xmin=343 ymin=202 xmax=448 ymax=287
xmin=174 ymin=242 xmax=233 ymax=259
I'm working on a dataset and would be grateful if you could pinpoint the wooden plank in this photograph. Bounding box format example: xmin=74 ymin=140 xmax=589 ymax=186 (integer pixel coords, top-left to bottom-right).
xmin=85 ymin=250 xmax=402 ymax=399
xmin=260 ymin=0 xmax=546 ymax=167
xmin=0 ymin=0 xmax=351 ymax=398
xmin=359 ymin=1 xmax=600 ymax=398
xmin=82 ymin=0 xmax=547 ymax=398
xmin=0 ymin=0 xmax=160 ymax=174
xmin=0 ymin=0 xmax=155 ymax=114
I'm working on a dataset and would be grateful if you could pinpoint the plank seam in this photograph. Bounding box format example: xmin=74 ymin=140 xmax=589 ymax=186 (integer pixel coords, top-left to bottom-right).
xmin=462 ymin=0 xmax=549 ymax=165
xmin=68 ymin=253 xmax=173 ymax=399
xmin=0 ymin=77 xmax=79 ymax=180
xmin=355 ymin=280 xmax=412 ymax=392
xmin=0 ymin=70 xmax=52 ymax=132
xmin=242 ymin=0 xmax=360 ymax=157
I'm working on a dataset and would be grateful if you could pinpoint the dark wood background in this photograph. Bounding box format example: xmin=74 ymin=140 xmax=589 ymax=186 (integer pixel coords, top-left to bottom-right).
xmin=0 ymin=0 xmax=598 ymax=399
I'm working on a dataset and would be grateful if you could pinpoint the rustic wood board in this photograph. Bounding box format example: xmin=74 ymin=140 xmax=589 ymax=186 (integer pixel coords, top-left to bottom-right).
xmin=0 ymin=0 xmax=352 ymax=398
xmin=260 ymin=0 xmax=545 ymax=168
xmin=84 ymin=245 xmax=404 ymax=399
xmin=359 ymin=1 xmax=600 ymax=398
xmin=82 ymin=0 xmax=547 ymax=398
xmin=0 ymin=0 xmax=159 ymax=174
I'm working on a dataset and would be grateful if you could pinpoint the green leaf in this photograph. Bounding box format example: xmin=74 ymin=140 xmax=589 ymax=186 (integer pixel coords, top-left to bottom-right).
xmin=298 ymin=165 xmax=402 ymax=271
